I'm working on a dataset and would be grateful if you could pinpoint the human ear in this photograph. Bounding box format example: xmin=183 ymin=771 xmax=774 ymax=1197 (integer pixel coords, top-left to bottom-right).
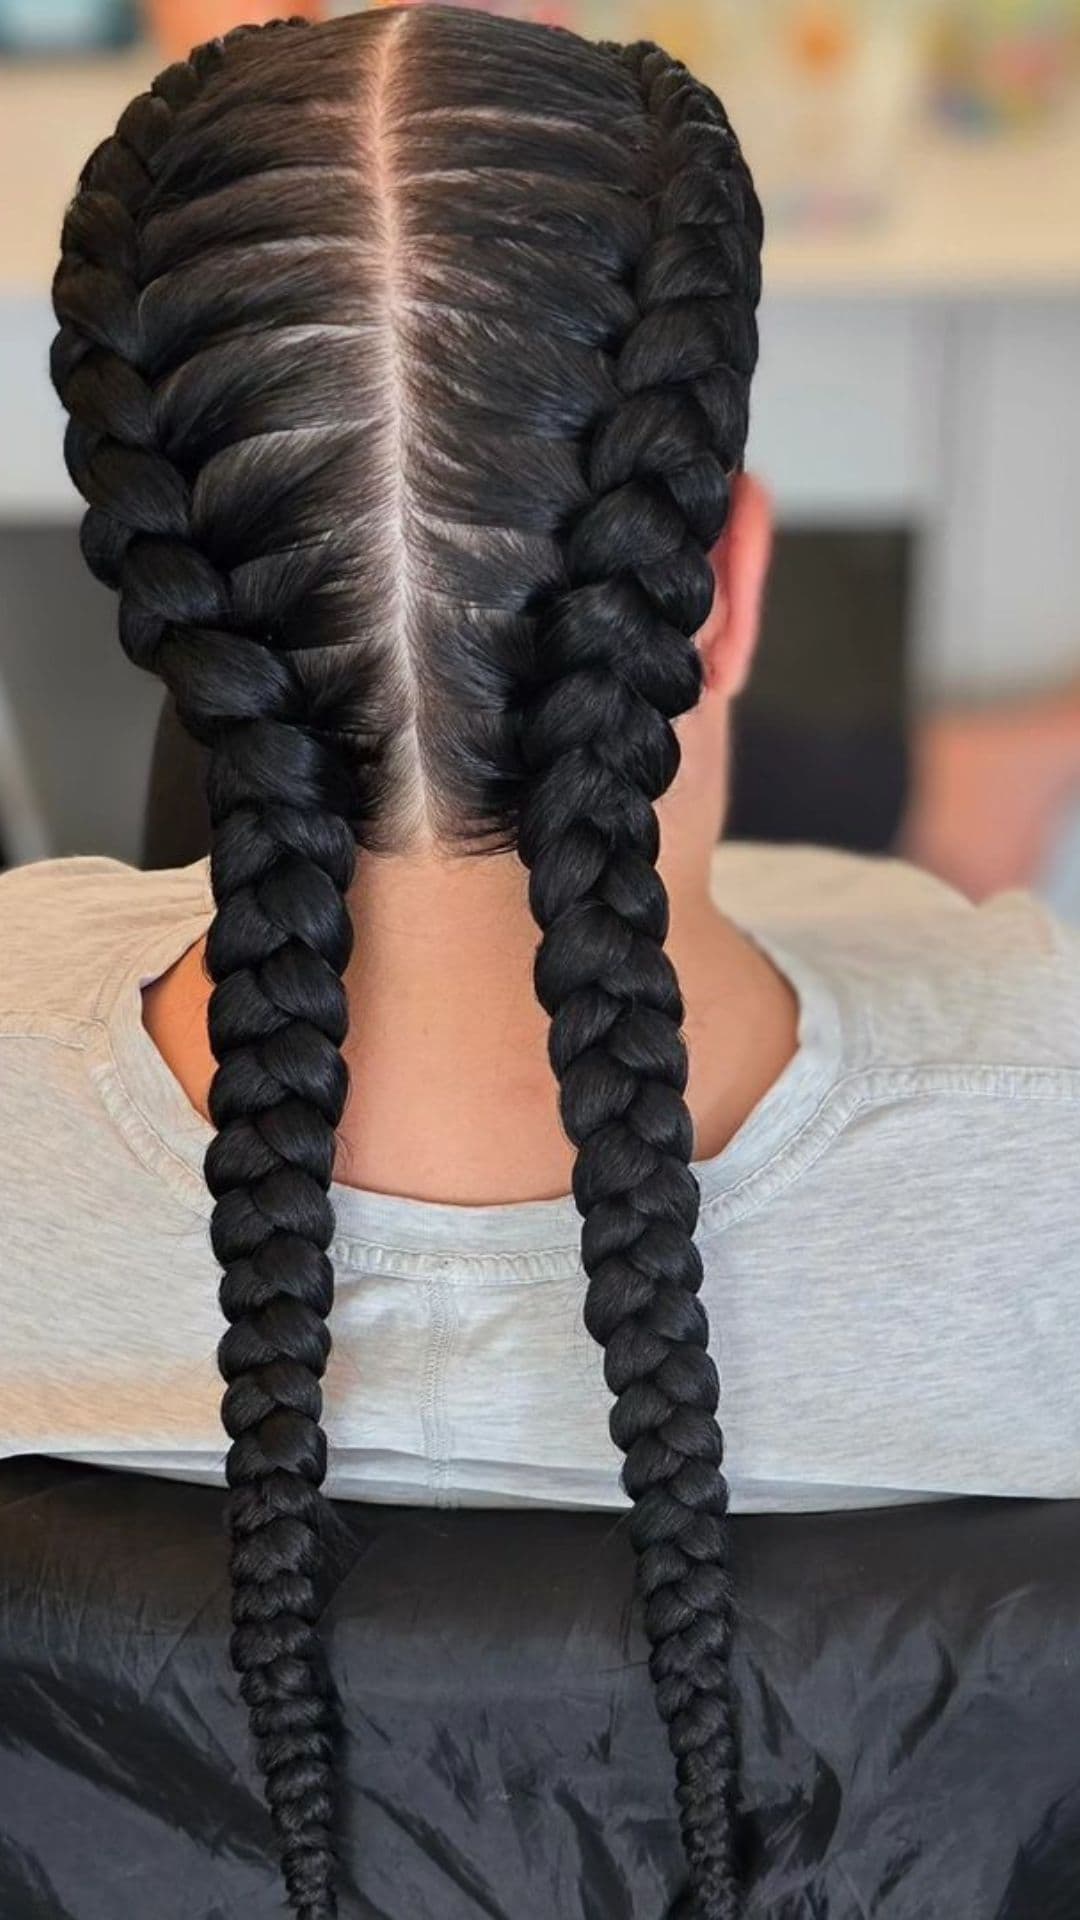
xmin=698 ymin=471 xmax=774 ymax=698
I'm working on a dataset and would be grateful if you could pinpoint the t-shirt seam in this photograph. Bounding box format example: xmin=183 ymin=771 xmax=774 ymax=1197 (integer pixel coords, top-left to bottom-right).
xmin=7 ymin=1012 xmax=1080 ymax=1281
xmin=296 ymin=1065 xmax=1080 ymax=1273
xmin=91 ymin=910 xmax=211 ymax=1027
xmin=421 ymin=1274 xmax=457 ymax=1507
xmin=334 ymin=1239 xmax=582 ymax=1278
xmin=91 ymin=1021 xmax=213 ymax=1214
xmin=697 ymin=1060 xmax=1080 ymax=1234
xmin=0 ymin=1011 xmax=102 ymax=1050
xmin=62 ymin=1017 xmax=591 ymax=1276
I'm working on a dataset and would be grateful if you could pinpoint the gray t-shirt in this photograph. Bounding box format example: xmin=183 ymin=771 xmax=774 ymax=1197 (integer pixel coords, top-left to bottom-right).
xmin=2 ymin=846 xmax=1078 ymax=1514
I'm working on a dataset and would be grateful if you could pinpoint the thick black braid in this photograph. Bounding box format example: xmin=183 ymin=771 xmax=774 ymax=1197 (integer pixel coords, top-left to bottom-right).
xmin=51 ymin=21 xmax=352 ymax=1920
xmin=50 ymin=10 xmax=763 ymax=1916
xmin=518 ymin=44 xmax=762 ymax=1920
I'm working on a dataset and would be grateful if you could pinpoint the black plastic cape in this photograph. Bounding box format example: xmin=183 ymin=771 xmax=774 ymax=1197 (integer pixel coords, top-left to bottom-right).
xmin=1 ymin=1458 xmax=1077 ymax=1919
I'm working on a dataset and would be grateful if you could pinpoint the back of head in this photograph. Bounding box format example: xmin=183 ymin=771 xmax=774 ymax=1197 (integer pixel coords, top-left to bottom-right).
xmin=51 ymin=8 xmax=762 ymax=1916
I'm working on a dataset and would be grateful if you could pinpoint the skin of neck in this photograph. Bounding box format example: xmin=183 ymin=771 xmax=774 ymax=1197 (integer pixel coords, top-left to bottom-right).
xmin=144 ymin=474 xmax=798 ymax=1203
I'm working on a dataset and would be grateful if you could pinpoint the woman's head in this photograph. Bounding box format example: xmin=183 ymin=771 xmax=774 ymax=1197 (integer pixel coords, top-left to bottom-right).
xmin=51 ymin=8 xmax=763 ymax=1915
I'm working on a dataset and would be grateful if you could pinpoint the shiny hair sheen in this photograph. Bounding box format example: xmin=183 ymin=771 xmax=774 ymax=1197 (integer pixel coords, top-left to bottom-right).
xmin=50 ymin=9 xmax=763 ymax=1916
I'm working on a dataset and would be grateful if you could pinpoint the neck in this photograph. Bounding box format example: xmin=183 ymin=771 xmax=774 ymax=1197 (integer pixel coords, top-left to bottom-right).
xmin=144 ymin=837 xmax=799 ymax=1206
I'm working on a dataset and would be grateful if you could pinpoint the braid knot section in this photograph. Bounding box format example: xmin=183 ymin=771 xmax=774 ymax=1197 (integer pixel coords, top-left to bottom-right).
xmin=520 ymin=41 xmax=762 ymax=1920
xmin=50 ymin=20 xmax=350 ymax=1920
xmin=209 ymin=772 xmax=354 ymax=1920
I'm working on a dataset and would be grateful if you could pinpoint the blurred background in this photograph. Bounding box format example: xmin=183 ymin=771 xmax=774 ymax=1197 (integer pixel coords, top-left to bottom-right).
xmin=1 ymin=0 xmax=1079 ymax=907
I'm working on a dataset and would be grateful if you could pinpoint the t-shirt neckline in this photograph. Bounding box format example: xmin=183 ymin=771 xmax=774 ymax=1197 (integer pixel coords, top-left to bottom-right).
xmin=99 ymin=862 xmax=845 ymax=1272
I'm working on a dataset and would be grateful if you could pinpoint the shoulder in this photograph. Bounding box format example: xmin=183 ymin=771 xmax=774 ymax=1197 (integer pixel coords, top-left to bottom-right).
xmin=712 ymin=842 xmax=971 ymax=926
xmin=0 ymin=856 xmax=212 ymax=1034
xmin=712 ymin=843 xmax=1080 ymax=1081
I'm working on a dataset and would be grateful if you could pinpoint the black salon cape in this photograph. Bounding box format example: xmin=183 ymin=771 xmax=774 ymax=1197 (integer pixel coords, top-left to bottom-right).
xmin=0 ymin=1457 xmax=1077 ymax=1920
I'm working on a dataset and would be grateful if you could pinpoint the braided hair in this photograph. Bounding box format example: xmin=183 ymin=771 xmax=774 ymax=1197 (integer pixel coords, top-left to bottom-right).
xmin=50 ymin=10 xmax=762 ymax=1918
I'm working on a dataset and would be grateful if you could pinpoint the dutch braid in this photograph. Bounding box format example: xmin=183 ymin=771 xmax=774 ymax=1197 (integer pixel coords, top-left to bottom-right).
xmin=53 ymin=21 xmax=353 ymax=1919
xmin=51 ymin=11 xmax=763 ymax=1918
xmin=518 ymin=44 xmax=760 ymax=1920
